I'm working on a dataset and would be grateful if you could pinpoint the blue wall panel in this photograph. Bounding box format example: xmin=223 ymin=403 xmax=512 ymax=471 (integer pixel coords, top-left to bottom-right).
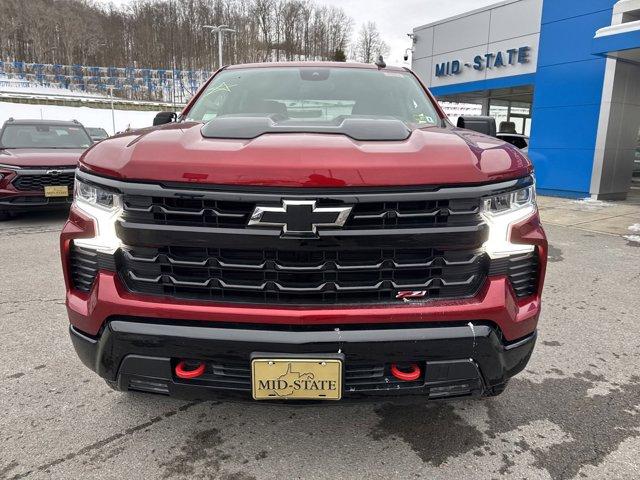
xmin=527 ymin=0 xmax=616 ymax=197
xmin=542 ymin=0 xmax=613 ymax=23
xmin=530 ymin=105 xmax=603 ymax=150
xmin=532 ymin=59 xmax=607 ymax=108
xmin=592 ymin=29 xmax=640 ymax=56
xmin=529 ymin=149 xmax=597 ymax=194
xmin=537 ymin=9 xmax=614 ymax=66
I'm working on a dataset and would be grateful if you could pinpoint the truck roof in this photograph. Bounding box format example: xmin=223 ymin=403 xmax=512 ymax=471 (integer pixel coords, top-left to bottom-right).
xmin=3 ymin=119 xmax=84 ymax=126
xmin=225 ymin=61 xmax=408 ymax=72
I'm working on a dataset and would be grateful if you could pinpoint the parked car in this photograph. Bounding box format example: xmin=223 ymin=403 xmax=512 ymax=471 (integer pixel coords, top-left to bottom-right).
xmin=85 ymin=127 xmax=109 ymax=142
xmin=497 ymin=132 xmax=529 ymax=152
xmin=61 ymin=62 xmax=547 ymax=402
xmin=0 ymin=119 xmax=92 ymax=220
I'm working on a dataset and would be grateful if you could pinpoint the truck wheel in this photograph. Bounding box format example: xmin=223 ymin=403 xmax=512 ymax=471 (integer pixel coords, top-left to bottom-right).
xmin=0 ymin=211 xmax=11 ymax=221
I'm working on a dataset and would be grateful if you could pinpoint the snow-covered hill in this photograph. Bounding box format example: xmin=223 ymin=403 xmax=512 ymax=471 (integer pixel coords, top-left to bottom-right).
xmin=0 ymin=101 xmax=157 ymax=135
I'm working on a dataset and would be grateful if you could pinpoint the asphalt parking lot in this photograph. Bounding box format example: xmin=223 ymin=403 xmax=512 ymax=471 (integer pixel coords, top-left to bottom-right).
xmin=1 ymin=208 xmax=639 ymax=480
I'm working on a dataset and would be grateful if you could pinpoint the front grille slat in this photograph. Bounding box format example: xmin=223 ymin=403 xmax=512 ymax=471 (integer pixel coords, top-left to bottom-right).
xmin=122 ymin=194 xmax=483 ymax=231
xmin=120 ymin=245 xmax=488 ymax=305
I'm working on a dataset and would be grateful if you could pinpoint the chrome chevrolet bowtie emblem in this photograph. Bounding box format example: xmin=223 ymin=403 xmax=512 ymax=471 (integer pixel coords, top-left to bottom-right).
xmin=46 ymin=170 xmax=63 ymax=175
xmin=249 ymin=200 xmax=352 ymax=235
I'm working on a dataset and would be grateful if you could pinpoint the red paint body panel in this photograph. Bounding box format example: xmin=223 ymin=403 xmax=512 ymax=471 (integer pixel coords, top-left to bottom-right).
xmin=0 ymin=148 xmax=82 ymax=168
xmin=80 ymin=123 xmax=531 ymax=187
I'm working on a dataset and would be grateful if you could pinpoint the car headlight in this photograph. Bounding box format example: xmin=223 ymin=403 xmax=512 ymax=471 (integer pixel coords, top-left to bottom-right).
xmin=481 ymin=184 xmax=536 ymax=258
xmin=72 ymin=178 xmax=123 ymax=254
xmin=0 ymin=164 xmax=17 ymax=184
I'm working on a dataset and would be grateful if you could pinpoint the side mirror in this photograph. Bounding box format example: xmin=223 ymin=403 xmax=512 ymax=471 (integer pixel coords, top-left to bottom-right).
xmin=153 ymin=111 xmax=177 ymax=126
xmin=457 ymin=116 xmax=497 ymax=137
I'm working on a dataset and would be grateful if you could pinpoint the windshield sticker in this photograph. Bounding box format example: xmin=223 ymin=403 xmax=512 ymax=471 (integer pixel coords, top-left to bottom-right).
xmin=210 ymin=82 xmax=238 ymax=94
xmin=413 ymin=114 xmax=434 ymax=124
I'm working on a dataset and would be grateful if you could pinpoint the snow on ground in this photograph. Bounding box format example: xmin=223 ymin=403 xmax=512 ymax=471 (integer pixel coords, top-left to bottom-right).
xmin=0 ymin=101 xmax=157 ymax=135
xmin=570 ymin=197 xmax=615 ymax=210
xmin=623 ymin=224 xmax=640 ymax=244
xmin=0 ymin=75 xmax=110 ymax=99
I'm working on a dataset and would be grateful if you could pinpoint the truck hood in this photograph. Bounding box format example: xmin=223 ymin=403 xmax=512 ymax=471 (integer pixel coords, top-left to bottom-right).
xmin=0 ymin=148 xmax=84 ymax=168
xmin=80 ymin=122 xmax=532 ymax=187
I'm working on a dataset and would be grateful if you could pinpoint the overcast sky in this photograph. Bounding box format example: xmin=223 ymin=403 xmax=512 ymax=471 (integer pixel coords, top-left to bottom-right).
xmin=102 ymin=0 xmax=499 ymax=66
xmin=318 ymin=0 xmax=498 ymax=65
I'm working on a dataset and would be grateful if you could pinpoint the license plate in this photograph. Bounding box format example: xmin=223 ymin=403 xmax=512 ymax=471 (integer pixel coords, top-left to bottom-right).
xmin=44 ymin=185 xmax=69 ymax=197
xmin=251 ymin=358 xmax=342 ymax=400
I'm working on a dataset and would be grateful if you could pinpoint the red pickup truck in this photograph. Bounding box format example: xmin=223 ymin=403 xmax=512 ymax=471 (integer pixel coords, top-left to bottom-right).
xmin=61 ymin=62 xmax=547 ymax=402
xmin=0 ymin=119 xmax=91 ymax=219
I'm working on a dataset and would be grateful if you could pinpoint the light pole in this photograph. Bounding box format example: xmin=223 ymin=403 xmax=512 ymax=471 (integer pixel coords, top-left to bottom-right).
xmin=203 ymin=25 xmax=236 ymax=69
xmin=107 ymin=85 xmax=116 ymax=135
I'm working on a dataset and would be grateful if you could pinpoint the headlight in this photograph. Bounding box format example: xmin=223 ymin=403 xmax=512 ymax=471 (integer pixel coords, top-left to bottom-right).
xmin=75 ymin=180 xmax=117 ymax=209
xmin=0 ymin=165 xmax=17 ymax=184
xmin=72 ymin=178 xmax=123 ymax=254
xmin=481 ymin=184 xmax=536 ymax=258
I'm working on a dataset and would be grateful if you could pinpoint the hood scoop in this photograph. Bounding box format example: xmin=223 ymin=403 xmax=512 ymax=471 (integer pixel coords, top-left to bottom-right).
xmin=200 ymin=114 xmax=412 ymax=141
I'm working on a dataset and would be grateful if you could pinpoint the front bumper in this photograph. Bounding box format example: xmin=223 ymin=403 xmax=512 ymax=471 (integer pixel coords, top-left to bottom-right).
xmin=70 ymin=319 xmax=536 ymax=401
xmin=0 ymin=192 xmax=73 ymax=212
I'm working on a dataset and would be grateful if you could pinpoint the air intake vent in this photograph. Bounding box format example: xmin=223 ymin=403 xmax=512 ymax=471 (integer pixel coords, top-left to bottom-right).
xmin=69 ymin=245 xmax=99 ymax=292
xmin=506 ymin=251 xmax=539 ymax=298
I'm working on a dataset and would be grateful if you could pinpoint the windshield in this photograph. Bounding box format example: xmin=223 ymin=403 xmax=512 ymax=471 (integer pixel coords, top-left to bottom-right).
xmin=0 ymin=124 xmax=92 ymax=149
xmin=186 ymin=67 xmax=441 ymax=128
xmin=86 ymin=128 xmax=108 ymax=139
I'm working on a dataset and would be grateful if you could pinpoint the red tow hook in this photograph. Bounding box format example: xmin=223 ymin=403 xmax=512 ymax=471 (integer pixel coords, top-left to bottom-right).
xmin=390 ymin=363 xmax=421 ymax=382
xmin=175 ymin=360 xmax=206 ymax=379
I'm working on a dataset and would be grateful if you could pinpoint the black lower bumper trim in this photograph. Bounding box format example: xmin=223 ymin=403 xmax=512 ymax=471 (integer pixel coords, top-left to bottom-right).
xmin=69 ymin=319 xmax=536 ymax=401
xmin=0 ymin=195 xmax=72 ymax=212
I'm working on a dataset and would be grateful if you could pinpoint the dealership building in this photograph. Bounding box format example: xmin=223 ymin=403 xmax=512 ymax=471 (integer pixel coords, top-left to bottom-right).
xmin=412 ymin=0 xmax=640 ymax=199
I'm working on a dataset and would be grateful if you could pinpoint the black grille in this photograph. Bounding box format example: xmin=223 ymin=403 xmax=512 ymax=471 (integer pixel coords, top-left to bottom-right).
xmin=12 ymin=171 xmax=75 ymax=191
xmin=119 ymin=245 xmax=488 ymax=305
xmin=489 ymin=250 xmax=540 ymax=298
xmin=122 ymin=195 xmax=482 ymax=230
xmin=506 ymin=251 xmax=539 ymax=298
xmin=70 ymin=245 xmax=99 ymax=292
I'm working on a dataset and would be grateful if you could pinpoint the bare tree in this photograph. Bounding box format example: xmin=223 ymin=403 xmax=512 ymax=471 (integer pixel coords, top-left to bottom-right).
xmin=0 ymin=0 xmax=357 ymax=100
xmin=0 ymin=0 xmax=354 ymax=68
xmin=352 ymin=21 xmax=388 ymax=64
